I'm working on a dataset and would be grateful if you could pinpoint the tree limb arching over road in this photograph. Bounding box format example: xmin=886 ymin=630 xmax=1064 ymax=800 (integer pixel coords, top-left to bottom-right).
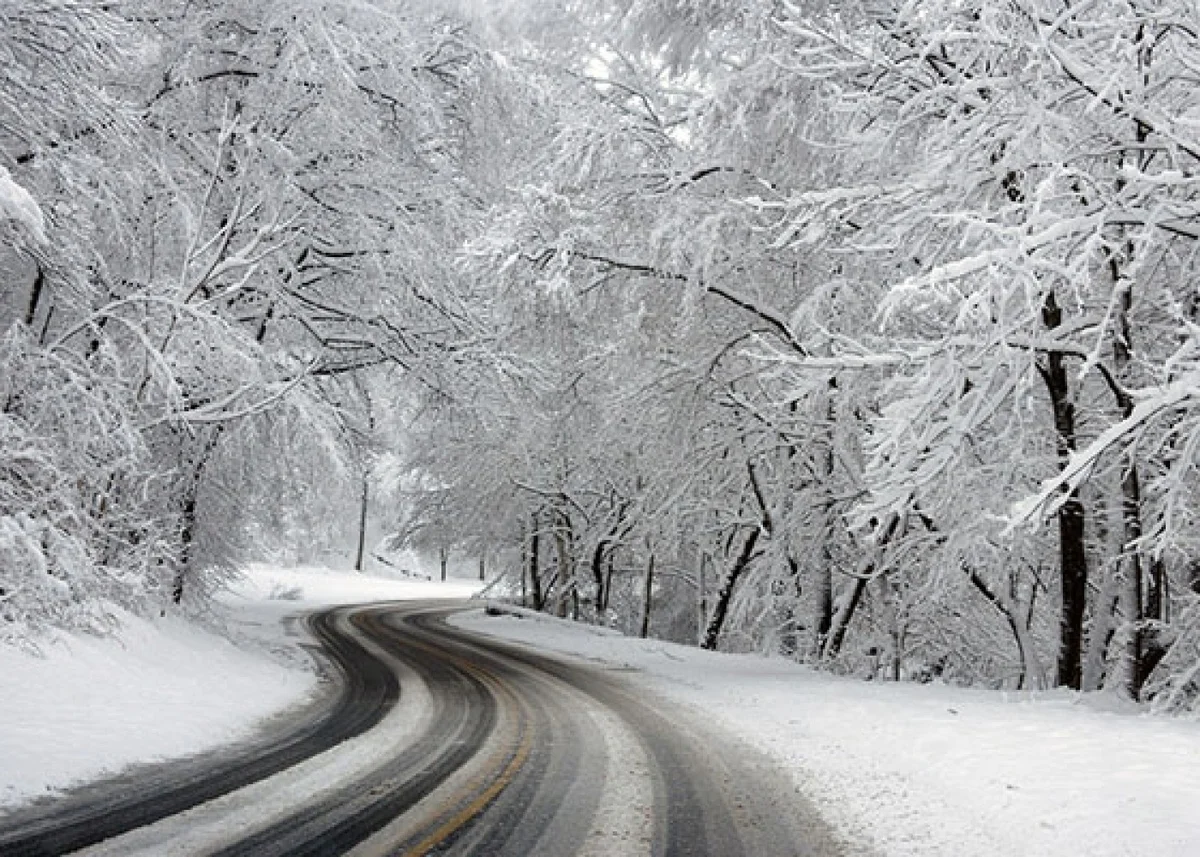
xmin=0 ymin=602 xmax=843 ymax=857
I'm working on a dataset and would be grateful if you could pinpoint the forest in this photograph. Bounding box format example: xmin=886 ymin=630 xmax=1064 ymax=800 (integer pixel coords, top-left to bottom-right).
xmin=2 ymin=0 xmax=1198 ymax=713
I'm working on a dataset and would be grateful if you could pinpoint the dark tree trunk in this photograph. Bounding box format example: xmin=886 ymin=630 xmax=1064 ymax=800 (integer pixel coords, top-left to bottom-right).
xmin=353 ymin=475 xmax=369 ymax=572
xmin=528 ymin=517 xmax=543 ymax=611
xmin=24 ymin=262 xmax=45 ymax=327
xmin=353 ymin=390 xmax=375 ymax=573
xmin=173 ymin=426 xmax=224 ymax=606
xmin=823 ymin=576 xmax=865 ymax=660
xmin=1056 ymin=494 xmax=1088 ymax=689
xmin=701 ymin=527 xmax=760 ymax=650
xmin=640 ymin=554 xmax=655 ymax=638
xmin=520 ymin=527 xmax=528 ymax=605
xmin=591 ymin=539 xmax=609 ymax=613
xmin=1040 ymin=291 xmax=1089 ymax=690
xmin=1147 ymin=558 xmax=1167 ymax=622
xmin=823 ymin=514 xmax=902 ymax=662
xmin=811 ymin=379 xmax=836 ymax=657
xmin=174 ymin=491 xmax=197 ymax=605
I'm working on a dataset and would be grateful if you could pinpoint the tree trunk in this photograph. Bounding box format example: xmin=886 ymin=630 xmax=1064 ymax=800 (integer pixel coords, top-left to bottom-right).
xmin=439 ymin=546 xmax=447 ymax=582
xmin=552 ymin=508 xmax=574 ymax=614
xmin=172 ymin=426 xmax=223 ymax=606
xmin=528 ymin=516 xmax=543 ymax=610
xmin=1084 ymin=563 xmax=1119 ymax=692
xmin=603 ymin=552 xmax=615 ymax=618
xmin=824 ymin=515 xmax=902 ymax=662
xmin=810 ymin=380 xmax=836 ymax=658
xmin=823 ymin=576 xmax=865 ymax=660
xmin=520 ymin=525 xmax=528 ymax=606
xmin=353 ymin=474 xmax=369 ymax=572
xmin=1040 ymin=291 xmax=1089 ymax=690
xmin=1105 ymin=463 xmax=1146 ymax=697
xmin=173 ymin=490 xmax=197 ymax=605
xmin=640 ymin=554 xmax=655 ymax=638
xmin=811 ymin=550 xmax=833 ymax=660
xmin=591 ymin=539 xmax=609 ymax=613
xmin=23 ymin=262 xmax=45 ymax=327
xmin=965 ymin=565 xmax=1046 ymax=691
xmin=701 ymin=527 xmax=760 ymax=650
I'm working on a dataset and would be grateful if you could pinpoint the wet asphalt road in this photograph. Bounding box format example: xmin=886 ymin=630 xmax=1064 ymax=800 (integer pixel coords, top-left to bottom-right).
xmin=0 ymin=601 xmax=844 ymax=856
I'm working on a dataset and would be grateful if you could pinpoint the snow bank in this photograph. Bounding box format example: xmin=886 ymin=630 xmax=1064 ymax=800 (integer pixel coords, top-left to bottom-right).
xmin=452 ymin=605 xmax=1200 ymax=857
xmin=0 ymin=564 xmax=481 ymax=810
xmin=0 ymin=608 xmax=312 ymax=808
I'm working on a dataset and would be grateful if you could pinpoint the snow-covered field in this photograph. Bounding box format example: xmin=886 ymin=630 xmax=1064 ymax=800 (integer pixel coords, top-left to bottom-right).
xmin=0 ymin=564 xmax=478 ymax=809
xmin=452 ymin=605 xmax=1200 ymax=857
xmin=3 ymin=564 xmax=1197 ymax=857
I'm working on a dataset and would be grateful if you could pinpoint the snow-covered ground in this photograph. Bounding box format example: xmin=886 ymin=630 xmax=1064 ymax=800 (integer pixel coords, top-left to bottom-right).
xmin=452 ymin=605 xmax=1200 ymax=857
xmin=0 ymin=564 xmax=478 ymax=810
xmin=4 ymin=564 xmax=1197 ymax=857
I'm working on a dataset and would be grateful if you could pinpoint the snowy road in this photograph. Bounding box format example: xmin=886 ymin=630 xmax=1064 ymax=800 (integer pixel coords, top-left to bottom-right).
xmin=0 ymin=601 xmax=840 ymax=856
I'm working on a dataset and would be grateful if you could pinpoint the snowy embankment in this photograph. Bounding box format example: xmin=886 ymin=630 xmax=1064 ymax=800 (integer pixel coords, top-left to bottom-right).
xmin=452 ymin=606 xmax=1200 ymax=857
xmin=0 ymin=564 xmax=478 ymax=810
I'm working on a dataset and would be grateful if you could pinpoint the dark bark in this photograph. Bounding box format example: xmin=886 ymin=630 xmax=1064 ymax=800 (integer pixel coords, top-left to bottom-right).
xmin=701 ymin=527 xmax=761 ymax=650
xmin=811 ymin=384 xmax=837 ymax=657
xmin=603 ymin=553 xmax=615 ymax=616
xmin=1147 ymin=558 xmax=1167 ymax=622
xmin=24 ymin=262 xmax=45 ymax=328
xmin=1039 ymin=291 xmax=1089 ymax=690
xmin=701 ymin=460 xmax=775 ymax=650
xmin=823 ymin=513 xmax=902 ymax=662
xmin=520 ymin=526 xmax=528 ymax=606
xmin=353 ymin=475 xmax=368 ymax=572
xmin=640 ymin=554 xmax=655 ymax=639
xmin=591 ymin=539 xmax=610 ymax=612
xmin=528 ymin=517 xmax=543 ymax=611
xmin=173 ymin=491 xmax=197 ymax=605
xmin=173 ymin=427 xmax=223 ymax=605
xmin=823 ymin=577 xmax=866 ymax=660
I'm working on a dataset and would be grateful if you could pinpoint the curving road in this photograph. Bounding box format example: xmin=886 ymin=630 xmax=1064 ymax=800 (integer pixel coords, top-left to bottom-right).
xmin=0 ymin=601 xmax=844 ymax=857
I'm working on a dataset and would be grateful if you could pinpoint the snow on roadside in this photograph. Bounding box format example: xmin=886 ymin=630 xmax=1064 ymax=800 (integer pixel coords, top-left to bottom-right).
xmin=0 ymin=607 xmax=312 ymax=809
xmin=228 ymin=563 xmax=481 ymax=608
xmin=451 ymin=605 xmax=1200 ymax=857
xmin=0 ymin=564 xmax=479 ymax=811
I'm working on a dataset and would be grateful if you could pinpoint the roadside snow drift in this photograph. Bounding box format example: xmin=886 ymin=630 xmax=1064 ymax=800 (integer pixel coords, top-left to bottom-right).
xmin=452 ymin=605 xmax=1200 ymax=857
xmin=0 ymin=608 xmax=311 ymax=808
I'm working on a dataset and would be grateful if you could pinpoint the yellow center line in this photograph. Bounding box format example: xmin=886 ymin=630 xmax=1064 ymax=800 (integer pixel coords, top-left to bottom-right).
xmin=366 ymin=612 xmax=534 ymax=857
xmin=400 ymin=720 xmax=534 ymax=857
